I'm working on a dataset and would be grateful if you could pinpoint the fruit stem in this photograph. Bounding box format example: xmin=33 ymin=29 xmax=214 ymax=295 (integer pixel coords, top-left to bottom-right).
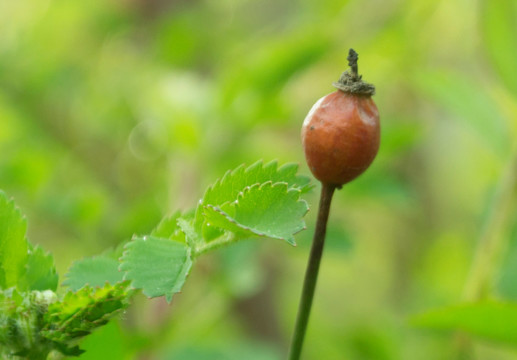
xmin=332 ymin=48 xmax=375 ymax=96
xmin=288 ymin=183 xmax=336 ymax=360
xmin=347 ymin=48 xmax=359 ymax=79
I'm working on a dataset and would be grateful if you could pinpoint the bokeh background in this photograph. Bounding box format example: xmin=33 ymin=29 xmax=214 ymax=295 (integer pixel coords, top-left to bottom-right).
xmin=1 ymin=0 xmax=517 ymax=359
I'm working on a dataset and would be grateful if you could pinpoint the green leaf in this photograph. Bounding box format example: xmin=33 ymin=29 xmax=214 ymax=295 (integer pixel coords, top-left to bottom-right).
xmin=411 ymin=301 xmax=517 ymax=344
xmin=482 ymin=0 xmax=517 ymax=95
xmin=22 ymin=244 xmax=58 ymax=291
xmin=204 ymin=182 xmax=308 ymax=246
xmin=177 ymin=216 xmax=202 ymax=247
xmin=119 ymin=236 xmax=192 ymax=303
xmin=202 ymin=161 xmax=311 ymax=208
xmin=78 ymin=321 xmax=127 ymax=360
xmin=194 ymin=161 xmax=311 ymax=244
xmin=63 ymin=255 xmax=124 ymax=291
xmin=0 ymin=284 xmax=130 ymax=358
xmin=151 ymin=211 xmax=182 ymax=239
xmin=0 ymin=191 xmax=28 ymax=289
xmin=42 ymin=282 xmax=131 ymax=345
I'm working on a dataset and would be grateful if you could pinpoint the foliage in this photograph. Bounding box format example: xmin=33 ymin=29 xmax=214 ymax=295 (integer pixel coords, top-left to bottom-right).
xmin=120 ymin=236 xmax=192 ymax=303
xmin=63 ymin=256 xmax=123 ymax=292
xmin=0 ymin=161 xmax=310 ymax=358
xmin=0 ymin=191 xmax=131 ymax=359
xmin=76 ymin=161 xmax=310 ymax=303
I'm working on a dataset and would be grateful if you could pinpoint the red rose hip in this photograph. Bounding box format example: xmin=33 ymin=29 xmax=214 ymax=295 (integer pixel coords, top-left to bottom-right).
xmin=301 ymin=49 xmax=380 ymax=186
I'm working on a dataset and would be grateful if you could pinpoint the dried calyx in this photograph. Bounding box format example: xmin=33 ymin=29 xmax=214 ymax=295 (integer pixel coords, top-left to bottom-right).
xmin=332 ymin=49 xmax=375 ymax=96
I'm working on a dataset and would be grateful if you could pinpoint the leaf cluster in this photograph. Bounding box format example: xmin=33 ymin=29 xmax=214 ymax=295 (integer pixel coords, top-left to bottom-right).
xmin=0 ymin=192 xmax=131 ymax=359
xmin=0 ymin=160 xmax=311 ymax=358
xmin=70 ymin=160 xmax=311 ymax=303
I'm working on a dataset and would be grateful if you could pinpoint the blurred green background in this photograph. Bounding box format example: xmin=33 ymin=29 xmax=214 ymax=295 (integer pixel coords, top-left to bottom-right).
xmin=1 ymin=0 xmax=517 ymax=359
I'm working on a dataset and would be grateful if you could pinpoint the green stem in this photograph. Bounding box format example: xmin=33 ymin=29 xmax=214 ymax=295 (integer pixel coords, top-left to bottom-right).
xmin=192 ymin=232 xmax=237 ymax=258
xmin=462 ymin=152 xmax=517 ymax=301
xmin=288 ymin=183 xmax=336 ymax=360
xmin=454 ymin=151 xmax=517 ymax=358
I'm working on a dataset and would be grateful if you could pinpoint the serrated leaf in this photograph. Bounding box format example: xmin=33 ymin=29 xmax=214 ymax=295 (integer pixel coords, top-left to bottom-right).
xmin=195 ymin=161 xmax=311 ymax=244
xmin=104 ymin=241 xmax=128 ymax=260
xmin=151 ymin=211 xmax=182 ymax=239
xmin=411 ymin=301 xmax=517 ymax=344
xmin=202 ymin=161 xmax=311 ymax=208
xmin=43 ymin=282 xmax=130 ymax=345
xmin=0 ymin=191 xmax=28 ymax=289
xmin=119 ymin=236 xmax=192 ymax=303
xmin=53 ymin=283 xmax=129 ymax=322
xmin=204 ymin=182 xmax=308 ymax=246
xmin=22 ymin=244 xmax=58 ymax=291
xmin=482 ymin=0 xmax=517 ymax=96
xmin=177 ymin=216 xmax=203 ymax=248
xmin=63 ymin=256 xmax=124 ymax=291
